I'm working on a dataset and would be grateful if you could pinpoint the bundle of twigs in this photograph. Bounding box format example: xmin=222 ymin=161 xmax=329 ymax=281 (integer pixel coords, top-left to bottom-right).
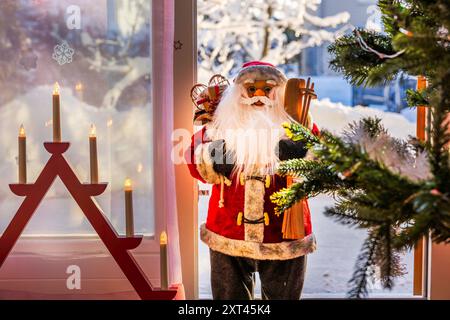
xmin=281 ymin=77 xmax=317 ymax=239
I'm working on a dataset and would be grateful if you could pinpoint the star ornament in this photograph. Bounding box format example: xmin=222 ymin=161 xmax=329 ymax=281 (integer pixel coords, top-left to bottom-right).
xmin=174 ymin=40 xmax=183 ymax=50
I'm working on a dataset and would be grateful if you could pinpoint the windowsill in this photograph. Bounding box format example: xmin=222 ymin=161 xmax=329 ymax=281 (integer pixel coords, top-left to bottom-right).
xmin=2 ymin=234 xmax=160 ymax=255
xmin=18 ymin=234 xmax=155 ymax=239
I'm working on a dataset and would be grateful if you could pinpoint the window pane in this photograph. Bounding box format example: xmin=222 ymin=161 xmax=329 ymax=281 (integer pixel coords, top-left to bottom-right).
xmin=0 ymin=0 xmax=154 ymax=236
xmin=197 ymin=0 xmax=414 ymax=298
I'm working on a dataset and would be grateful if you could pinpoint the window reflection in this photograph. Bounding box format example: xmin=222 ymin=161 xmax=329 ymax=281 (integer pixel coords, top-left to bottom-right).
xmin=0 ymin=0 xmax=154 ymax=235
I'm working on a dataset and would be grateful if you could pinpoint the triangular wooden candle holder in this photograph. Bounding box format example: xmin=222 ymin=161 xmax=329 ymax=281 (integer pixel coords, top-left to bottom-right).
xmin=0 ymin=142 xmax=177 ymax=300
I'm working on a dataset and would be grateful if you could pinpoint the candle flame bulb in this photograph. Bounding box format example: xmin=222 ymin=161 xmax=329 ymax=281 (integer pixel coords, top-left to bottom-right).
xmin=89 ymin=124 xmax=99 ymax=184
xmin=52 ymin=82 xmax=62 ymax=142
xmin=124 ymin=178 xmax=132 ymax=191
xmin=75 ymin=82 xmax=83 ymax=91
xmin=160 ymin=231 xmax=168 ymax=245
xmin=160 ymin=230 xmax=169 ymax=290
xmin=19 ymin=124 xmax=26 ymax=137
xmin=124 ymin=178 xmax=134 ymax=237
xmin=53 ymin=82 xmax=60 ymax=95
xmin=18 ymin=124 xmax=27 ymax=184
xmin=90 ymin=124 xmax=96 ymax=138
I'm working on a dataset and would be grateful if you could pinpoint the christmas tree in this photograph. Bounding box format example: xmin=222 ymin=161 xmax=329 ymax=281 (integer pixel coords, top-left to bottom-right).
xmin=271 ymin=0 xmax=450 ymax=298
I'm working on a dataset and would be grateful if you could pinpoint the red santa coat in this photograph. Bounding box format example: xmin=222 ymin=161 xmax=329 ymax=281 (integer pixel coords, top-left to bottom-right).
xmin=186 ymin=125 xmax=319 ymax=260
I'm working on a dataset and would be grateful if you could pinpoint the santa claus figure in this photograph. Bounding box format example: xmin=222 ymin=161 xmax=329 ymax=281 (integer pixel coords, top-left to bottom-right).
xmin=186 ymin=61 xmax=319 ymax=300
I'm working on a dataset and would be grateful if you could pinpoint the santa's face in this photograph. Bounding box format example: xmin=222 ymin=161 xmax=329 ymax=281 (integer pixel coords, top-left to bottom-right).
xmin=242 ymin=80 xmax=277 ymax=107
xmin=207 ymin=77 xmax=291 ymax=176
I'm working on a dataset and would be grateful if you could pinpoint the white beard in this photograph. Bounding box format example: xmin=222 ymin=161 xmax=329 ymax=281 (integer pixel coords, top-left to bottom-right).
xmin=206 ymin=83 xmax=291 ymax=176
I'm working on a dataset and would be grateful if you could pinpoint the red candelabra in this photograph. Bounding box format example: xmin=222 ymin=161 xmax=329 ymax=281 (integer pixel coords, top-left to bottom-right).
xmin=0 ymin=84 xmax=178 ymax=300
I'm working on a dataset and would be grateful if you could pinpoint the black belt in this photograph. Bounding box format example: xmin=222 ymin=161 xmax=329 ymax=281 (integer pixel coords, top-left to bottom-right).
xmin=243 ymin=217 xmax=265 ymax=224
xmin=245 ymin=175 xmax=266 ymax=183
xmin=239 ymin=174 xmax=271 ymax=189
xmin=237 ymin=212 xmax=269 ymax=226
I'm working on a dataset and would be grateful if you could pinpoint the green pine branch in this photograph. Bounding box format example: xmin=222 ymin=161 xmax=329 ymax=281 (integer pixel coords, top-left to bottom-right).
xmin=274 ymin=0 xmax=450 ymax=298
xmin=406 ymin=89 xmax=429 ymax=107
xmin=347 ymin=233 xmax=379 ymax=298
xmin=324 ymin=204 xmax=388 ymax=228
xmin=276 ymin=158 xmax=321 ymax=177
xmin=273 ymin=116 xmax=442 ymax=297
xmin=328 ymin=29 xmax=397 ymax=86
xmin=282 ymin=122 xmax=319 ymax=146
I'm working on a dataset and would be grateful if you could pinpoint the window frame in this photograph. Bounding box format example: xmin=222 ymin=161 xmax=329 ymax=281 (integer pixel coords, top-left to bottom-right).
xmin=173 ymin=0 xmax=199 ymax=300
xmin=0 ymin=1 xmax=165 ymax=298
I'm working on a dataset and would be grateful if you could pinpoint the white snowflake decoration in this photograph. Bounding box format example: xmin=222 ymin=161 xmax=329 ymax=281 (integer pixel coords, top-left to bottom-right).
xmin=52 ymin=41 xmax=75 ymax=65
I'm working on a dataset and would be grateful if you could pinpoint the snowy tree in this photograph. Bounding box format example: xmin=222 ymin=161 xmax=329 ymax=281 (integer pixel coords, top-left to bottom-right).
xmin=80 ymin=0 xmax=151 ymax=110
xmin=0 ymin=1 xmax=38 ymax=105
xmin=0 ymin=0 xmax=151 ymax=111
xmin=198 ymin=0 xmax=351 ymax=78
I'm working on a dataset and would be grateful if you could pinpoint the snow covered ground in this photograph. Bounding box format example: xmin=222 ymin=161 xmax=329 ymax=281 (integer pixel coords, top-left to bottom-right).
xmin=310 ymin=98 xmax=415 ymax=139
xmin=198 ymin=98 xmax=416 ymax=299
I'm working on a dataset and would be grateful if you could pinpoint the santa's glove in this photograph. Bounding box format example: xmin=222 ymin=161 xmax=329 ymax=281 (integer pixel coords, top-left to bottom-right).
xmin=276 ymin=139 xmax=308 ymax=161
xmin=209 ymin=139 xmax=235 ymax=178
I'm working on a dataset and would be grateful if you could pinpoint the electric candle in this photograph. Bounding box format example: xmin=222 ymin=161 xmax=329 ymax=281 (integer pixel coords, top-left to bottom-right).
xmin=160 ymin=231 xmax=169 ymax=290
xmin=53 ymin=82 xmax=61 ymax=142
xmin=89 ymin=124 xmax=99 ymax=184
xmin=18 ymin=125 xmax=27 ymax=184
xmin=75 ymin=82 xmax=84 ymax=101
xmin=124 ymin=178 xmax=134 ymax=237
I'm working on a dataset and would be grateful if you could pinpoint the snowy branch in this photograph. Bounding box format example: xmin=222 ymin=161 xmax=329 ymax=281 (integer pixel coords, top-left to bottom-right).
xmin=198 ymin=0 xmax=351 ymax=78
xmin=355 ymin=29 xmax=405 ymax=59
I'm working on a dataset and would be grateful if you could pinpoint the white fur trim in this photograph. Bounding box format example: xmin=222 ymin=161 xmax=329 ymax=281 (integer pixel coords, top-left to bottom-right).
xmin=244 ymin=178 xmax=265 ymax=242
xmin=194 ymin=142 xmax=222 ymax=184
xmin=235 ymin=66 xmax=287 ymax=85
xmin=200 ymin=224 xmax=317 ymax=260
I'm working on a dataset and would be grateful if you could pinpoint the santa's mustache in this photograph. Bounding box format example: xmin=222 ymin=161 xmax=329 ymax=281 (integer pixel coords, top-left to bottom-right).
xmin=239 ymin=95 xmax=274 ymax=107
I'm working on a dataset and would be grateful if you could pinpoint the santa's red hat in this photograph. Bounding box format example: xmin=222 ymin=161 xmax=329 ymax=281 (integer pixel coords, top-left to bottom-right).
xmin=235 ymin=61 xmax=287 ymax=85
